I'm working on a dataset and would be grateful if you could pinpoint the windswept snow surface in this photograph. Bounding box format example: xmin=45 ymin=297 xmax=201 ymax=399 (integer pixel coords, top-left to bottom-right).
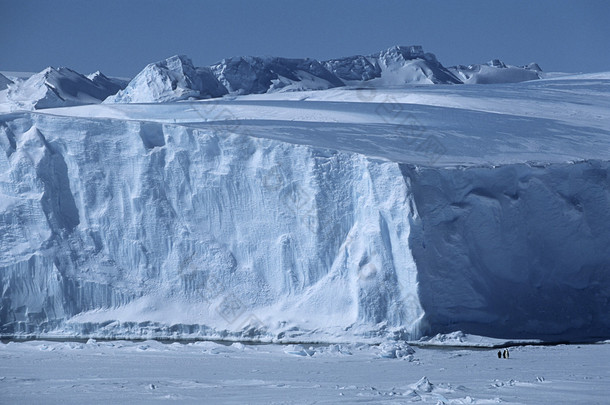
xmin=0 ymin=74 xmax=609 ymax=343
xmin=1 ymin=339 xmax=609 ymax=404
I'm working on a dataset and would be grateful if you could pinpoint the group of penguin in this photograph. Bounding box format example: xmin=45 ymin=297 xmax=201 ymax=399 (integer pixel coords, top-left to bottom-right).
xmin=497 ymin=348 xmax=510 ymax=359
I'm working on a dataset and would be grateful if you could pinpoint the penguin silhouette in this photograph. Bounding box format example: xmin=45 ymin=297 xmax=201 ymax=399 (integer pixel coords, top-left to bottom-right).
xmin=497 ymin=350 xmax=502 ymax=358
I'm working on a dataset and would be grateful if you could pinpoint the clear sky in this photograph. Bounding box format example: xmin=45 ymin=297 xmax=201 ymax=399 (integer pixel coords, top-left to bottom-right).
xmin=1 ymin=0 xmax=609 ymax=77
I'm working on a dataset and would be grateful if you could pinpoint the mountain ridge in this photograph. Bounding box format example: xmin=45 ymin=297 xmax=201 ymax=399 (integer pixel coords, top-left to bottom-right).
xmin=2 ymin=45 xmax=544 ymax=109
xmin=106 ymin=45 xmax=543 ymax=104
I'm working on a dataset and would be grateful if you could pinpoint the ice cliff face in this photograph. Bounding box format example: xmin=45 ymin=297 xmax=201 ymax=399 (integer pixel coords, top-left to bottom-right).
xmin=0 ymin=114 xmax=422 ymax=341
xmin=1 ymin=112 xmax=609 ymax=342
xmin=404 ymin=162 xmax=610 ymax=340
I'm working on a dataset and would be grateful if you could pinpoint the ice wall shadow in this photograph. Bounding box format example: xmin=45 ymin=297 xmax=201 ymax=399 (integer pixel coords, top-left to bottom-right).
xmin=402 ymin=161 xmax=610 ymax=341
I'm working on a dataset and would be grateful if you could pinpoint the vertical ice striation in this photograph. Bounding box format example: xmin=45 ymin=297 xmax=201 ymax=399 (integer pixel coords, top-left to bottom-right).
xmin=0 ymin=113 xmax=424 ymax=341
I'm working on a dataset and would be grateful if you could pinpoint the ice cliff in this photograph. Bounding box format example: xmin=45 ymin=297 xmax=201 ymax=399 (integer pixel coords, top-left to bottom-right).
xmin=0 ymin=114 xmax=422 ymax=341
xmin=0 ymin=72 xmax=608 ymax=343
xmin=405 ymin=162 xmax=610 ymax=340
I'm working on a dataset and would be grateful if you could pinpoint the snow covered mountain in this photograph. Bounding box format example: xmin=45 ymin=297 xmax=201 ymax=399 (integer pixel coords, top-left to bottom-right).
xmin=4 ymin=67 xmax=127 ymax=110
xmin=449 ymin=59 xmax=543 ymax=84
xmin=1 ymin=71 xmax=609 ymax=343
xmin=1 ymin=47 xmax=544 ymax=110
xmin=106 ymin=46 xmax=535 ymax=104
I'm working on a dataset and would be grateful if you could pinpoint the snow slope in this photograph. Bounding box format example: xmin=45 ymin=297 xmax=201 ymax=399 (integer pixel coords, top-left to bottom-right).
xmin=0 ymin=74 xmax=609 ymax=343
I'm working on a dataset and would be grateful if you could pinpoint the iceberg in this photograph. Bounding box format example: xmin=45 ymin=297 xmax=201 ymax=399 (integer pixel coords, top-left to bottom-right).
xmin=0 ymin=60 xmax=608 ymax=343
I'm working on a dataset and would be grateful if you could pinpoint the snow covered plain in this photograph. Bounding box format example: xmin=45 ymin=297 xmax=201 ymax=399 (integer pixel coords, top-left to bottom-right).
xmin=1 ymin=339 xmax=609 ymax=404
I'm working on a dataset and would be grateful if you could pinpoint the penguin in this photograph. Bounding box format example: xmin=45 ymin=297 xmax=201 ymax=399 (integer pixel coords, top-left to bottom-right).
xmin=503 ymin=348 xmax=509 ymax=359
xmin=497 ymin=350 xmax=502 ymax=359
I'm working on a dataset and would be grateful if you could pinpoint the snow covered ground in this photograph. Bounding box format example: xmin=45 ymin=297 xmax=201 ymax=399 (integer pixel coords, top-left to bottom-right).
xmin=1 ymin=339 xmax=609 ymax=404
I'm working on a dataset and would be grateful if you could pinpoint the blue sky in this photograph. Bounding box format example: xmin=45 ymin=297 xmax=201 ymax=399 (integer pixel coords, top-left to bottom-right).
xmin=1 ymin=0 xmax=609 ymax=77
